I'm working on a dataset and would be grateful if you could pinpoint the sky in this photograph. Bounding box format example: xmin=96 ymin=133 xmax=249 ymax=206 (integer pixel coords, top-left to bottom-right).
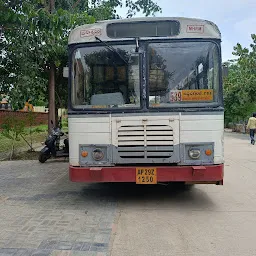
xmin=117 ymin=0 xmax=256 ymax=61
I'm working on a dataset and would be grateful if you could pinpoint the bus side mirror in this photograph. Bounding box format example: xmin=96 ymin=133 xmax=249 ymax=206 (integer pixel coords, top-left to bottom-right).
xmin=63 ymin=67 xmax=69 ymax=78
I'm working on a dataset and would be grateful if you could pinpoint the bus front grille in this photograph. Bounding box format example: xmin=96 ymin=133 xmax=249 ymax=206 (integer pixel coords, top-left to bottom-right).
xmin=117 ymin=125 xmax=174 ymax=159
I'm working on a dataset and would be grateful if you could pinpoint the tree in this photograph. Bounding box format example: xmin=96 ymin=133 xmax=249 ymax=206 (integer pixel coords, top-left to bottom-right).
xmin=1 ymin=114 xmax=25 ymax=160
xmin=223 ymin=34 xmax=256 ymax=126
xmin=53 ymin=0 xmax=161 ymax=18
xmin=0 ymin=0 xmax=95 ymax=119
xmin=0 ymin=0 xmax=161 ymax=129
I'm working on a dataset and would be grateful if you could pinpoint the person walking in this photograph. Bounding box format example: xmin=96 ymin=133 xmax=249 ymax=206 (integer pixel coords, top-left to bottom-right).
xmin=247 ymin=113 xmax=256 ymax=145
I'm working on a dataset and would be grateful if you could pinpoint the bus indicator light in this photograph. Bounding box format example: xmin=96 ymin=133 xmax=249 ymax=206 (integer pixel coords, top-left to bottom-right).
xmin=205 ymin=149 xmax=212 ymax=156
xmin=81 ymin=151 xmax=88 ymax=157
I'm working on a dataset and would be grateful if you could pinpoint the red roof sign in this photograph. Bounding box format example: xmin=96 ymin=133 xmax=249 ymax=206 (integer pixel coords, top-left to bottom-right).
xmin=186 ymin=25 xmax=204 ymax=33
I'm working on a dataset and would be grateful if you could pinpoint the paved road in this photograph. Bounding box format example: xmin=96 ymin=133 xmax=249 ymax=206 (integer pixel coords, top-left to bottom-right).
xmin=111 ymin=132 xmax=256 ymax=256
xmin=0 ymin=132 xmax=256 ymax=256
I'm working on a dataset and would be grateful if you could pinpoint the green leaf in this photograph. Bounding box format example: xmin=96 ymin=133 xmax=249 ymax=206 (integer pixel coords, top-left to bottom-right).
xmin=0 ymin=0 xmax=161 ymax=111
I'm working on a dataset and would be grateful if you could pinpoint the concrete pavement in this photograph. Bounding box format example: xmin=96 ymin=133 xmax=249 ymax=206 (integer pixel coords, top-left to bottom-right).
xmin=111 ymin=132 xmax=256 ymax=256
xmin=0 ymin=132 xmax=256 ymax=255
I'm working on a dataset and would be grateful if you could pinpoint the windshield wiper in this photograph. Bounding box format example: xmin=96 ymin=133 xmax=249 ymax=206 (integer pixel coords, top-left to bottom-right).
xmin=95 ymin=36 xmax=128 ymax=64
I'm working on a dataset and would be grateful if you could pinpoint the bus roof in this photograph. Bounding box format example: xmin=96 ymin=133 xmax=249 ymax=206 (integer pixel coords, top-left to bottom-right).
xmin=68 ymin=17 xmax=221 ymax=45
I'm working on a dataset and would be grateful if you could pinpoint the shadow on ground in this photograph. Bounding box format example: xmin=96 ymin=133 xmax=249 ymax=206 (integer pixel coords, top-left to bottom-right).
xmin=77 ymin=182 xmax=216 ymax=210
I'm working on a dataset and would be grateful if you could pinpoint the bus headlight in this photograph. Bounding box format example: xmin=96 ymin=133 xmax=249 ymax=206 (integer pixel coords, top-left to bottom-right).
xmin=92 ymin=148 xmax=104 ymax=161
xmin=188 ymin=148 xmax=201 ymax=159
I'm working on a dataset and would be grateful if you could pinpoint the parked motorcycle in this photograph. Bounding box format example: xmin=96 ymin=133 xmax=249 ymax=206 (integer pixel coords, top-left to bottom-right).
xmin=39 ymin=118 xmax=69 ymax=163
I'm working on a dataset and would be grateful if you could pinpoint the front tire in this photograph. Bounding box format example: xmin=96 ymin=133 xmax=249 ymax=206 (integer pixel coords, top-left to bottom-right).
xmin=39 ymin=153 xmax=49 ymax=163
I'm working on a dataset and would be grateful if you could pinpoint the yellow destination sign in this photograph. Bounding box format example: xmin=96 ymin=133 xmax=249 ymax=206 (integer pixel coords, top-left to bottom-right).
xmin=181 ymin=89 xmax=213 ymax=101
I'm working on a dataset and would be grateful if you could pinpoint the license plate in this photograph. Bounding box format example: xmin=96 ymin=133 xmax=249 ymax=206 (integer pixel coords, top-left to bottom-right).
xmin=136 ymin=168 xmax=157 ymax=184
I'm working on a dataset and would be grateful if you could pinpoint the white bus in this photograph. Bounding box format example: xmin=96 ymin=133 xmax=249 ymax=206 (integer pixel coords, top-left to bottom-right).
xmin=67 ymin=17 xmax=224 ymax=185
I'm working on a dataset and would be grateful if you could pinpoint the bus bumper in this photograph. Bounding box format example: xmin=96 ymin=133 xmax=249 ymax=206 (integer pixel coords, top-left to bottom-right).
xmin=69 ymin=164 xmax=224 ymax=185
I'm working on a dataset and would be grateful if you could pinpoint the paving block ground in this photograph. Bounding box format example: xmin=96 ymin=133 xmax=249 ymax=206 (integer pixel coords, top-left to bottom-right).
xmin=0 ymin=160 xmax=118 ymax=256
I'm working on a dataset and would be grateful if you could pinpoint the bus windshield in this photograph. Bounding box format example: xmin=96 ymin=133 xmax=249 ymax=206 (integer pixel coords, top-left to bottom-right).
xmin=148 ymin=42 xmax=220 ymax=107
xmin=71 ymin=44 xmax=140 ymax=109
xmin=71 ymin=41 xmax=220 ymax=110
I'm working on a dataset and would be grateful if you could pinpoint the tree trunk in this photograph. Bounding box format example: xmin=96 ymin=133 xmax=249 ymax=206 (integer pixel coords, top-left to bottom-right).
xmin=10 ymin=140 xmax=15 ymax=160
xmin=72 ymin=0 xmax=82 ymax=9
xmin=55 ymin=90 xmax=62 ymax=127
xmin=55 ymin=106 xmax=59 ymax=127
xmin=49 ymin=0 xmax=55 ymax=12
xmin=48 ymin=62 xmax=56 ymax=133
xmin=47 ymin=0 xmax=55 ymax=134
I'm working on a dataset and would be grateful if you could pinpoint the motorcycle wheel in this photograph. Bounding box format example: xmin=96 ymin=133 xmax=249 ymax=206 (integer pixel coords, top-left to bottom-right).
xmin=39 ymin=153 xmax=49 ymax=163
